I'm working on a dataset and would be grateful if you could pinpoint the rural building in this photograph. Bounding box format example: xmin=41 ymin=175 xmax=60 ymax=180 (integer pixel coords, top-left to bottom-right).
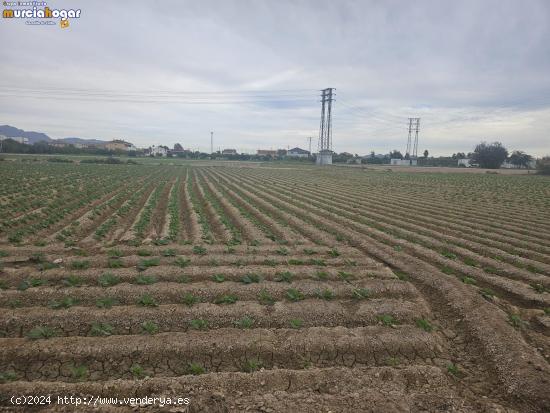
xmin=287 ymin=147 xmax=310 ymax=158
xmin=104 ymin=140 xmax=136 ymax=151
xmin=49 ymin=141 xmax=69 ymax=148
xmin=148 ymin=145 xmax=168 ymax=157
xmin=0 ymin=135 xmax=29 ymax=144
xmin=390 ymin=159 xmax=417 ymax=166
xmin=457 ymin=158 xmax=472 ymax=167
xmin=257 ymin=149 xmax=278 ymax=156
xmin=222 ymin=149 xmax=237 ymax=155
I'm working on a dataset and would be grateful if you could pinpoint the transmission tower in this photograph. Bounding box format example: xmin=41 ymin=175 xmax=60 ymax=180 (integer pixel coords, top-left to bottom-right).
xmin=317 ymin=88 xmax=334 ymax=165
xmin=405 ymin=117 xmax=420 ymax=159
xmin=412 ymin=118 xmax=420 ymax=159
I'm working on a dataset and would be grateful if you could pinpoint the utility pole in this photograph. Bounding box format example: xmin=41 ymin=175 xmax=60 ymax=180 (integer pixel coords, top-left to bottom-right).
xmin=317 ymin=88 xmax=335 ymax=165
xmin=307 ymin=136 xmax=312 ymax=156
xmin=210 ymin=131 xmax=213 ymax=154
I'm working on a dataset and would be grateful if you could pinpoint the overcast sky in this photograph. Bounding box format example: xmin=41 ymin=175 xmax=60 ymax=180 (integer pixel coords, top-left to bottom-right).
xmin=1 ymin=0 xmax=549 ymax=156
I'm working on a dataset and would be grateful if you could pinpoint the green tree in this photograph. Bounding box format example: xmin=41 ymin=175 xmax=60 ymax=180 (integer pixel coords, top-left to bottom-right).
xmin=423 ymin=149 xmax=429 ymax=158
xmin=509 ymin=150 xmax=533 ymax=169
xmin=471 ymin=141 xmax=508 ymax=169
xmin=536 ymin=156 xmax=550 ymax=175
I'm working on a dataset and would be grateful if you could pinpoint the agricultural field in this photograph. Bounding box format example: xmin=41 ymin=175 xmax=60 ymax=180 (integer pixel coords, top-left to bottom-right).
xmin=0 ymin=158 xmax=549 ymax=412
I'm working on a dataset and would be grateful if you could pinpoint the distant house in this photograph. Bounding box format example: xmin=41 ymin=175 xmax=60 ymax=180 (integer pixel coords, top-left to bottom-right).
xmin=0 ymin=135 xmax=29 ymax=144
xmin=390 ymin=159 xmax=417 ymax=166
xmin=149 ymin=145 xmax=168 ymax=157
xmin=222 ymin=149 xmax=237 ymax=155
xmin=457 ymin=158 xmax=472 ymax=167
xmin=49 ymin=140 xmax=68 ymax=148
xmin=287 ymin=147 xmax=310 ymax=158
xmin=104 ymin=139 xmax=136 ymax=151
xmin=257 ymin=149 xmax=278 ymax=156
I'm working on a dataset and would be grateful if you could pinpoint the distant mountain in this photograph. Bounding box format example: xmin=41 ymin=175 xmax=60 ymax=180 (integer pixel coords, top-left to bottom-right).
xmin=0 ymin=125 xmax=51 ymax=144
xmin=0 ymin=125 xmax=111 ymax=146
xmin=59 ymin=137 xmax=108 ymax=145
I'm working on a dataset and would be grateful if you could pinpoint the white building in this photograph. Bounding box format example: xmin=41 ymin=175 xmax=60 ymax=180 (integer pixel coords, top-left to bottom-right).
xmin=390 ymin=159 xmax=417 ymax=166
xmin=287 ymin=147 xmax=310 ymax=158
xmin=149 ymin=145 xmax=168 ymax=157
xmin=457 ymin=158 xmax=472 ymax=167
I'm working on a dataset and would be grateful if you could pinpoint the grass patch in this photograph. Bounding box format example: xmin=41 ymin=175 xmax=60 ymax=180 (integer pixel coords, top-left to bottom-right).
xmin=286 ymin=288 xmax=304 ymax=302
xmin=352 ymin=288 xmax=370 ymax=299
xmin=461 ymin=276 xmax=477 ymax=285
xmin=242 ymin=359 xmax=263 ymax=373
xmin=234 ymin=316 xmax=254 ymax=329
xmin=49 ymin=297 xmax=77 ymax=309
xmin=377 ymin=314 xmax=397 ymax=326
xmin=415 ymin=318 xmax=433 ymax=332
xmin=181 ymin=293 xmax=200 ymax=306
xmin=174 ymin=257 xmax=191 ymax=268
xmin=189 ymin=319 xmax=208 ymax=330
xmin=137 ymin=294 xmax=158 ymax=307
xmin=27 ymin=326 xmax=56 ymax=340
xmin=316 ymin=288 xmax=335 ymax=300
xmin=98 ymin=272 xmax=120 ymax=287
xmin=63 ymin=275 xmax=82 ymax=287
xmin=214 ymin=294 xmax=238 ymax=305
xmin=241 ymin=273 xmax=261 ymax=284
xmin=258 ymin=289 xmax=275 ymax=305
xmin=212 ymin=274 xmax=225 ymax=283
xmin=290 ymin=318 xmax=303 ymax=329
xmin=187 ymin=363 xmax=205 ymax=375
xmin=137 ymin=258 xmax=160 ymax=271
xmin=274 ymin=271 xmax=293 ymax=283
xmin=134 ymin=274 xmax=157 ymax=285
xmin=96 ymin=297 xmax=118 ymax=308
xmin=193 ymin=245 xmax=207 ymax=255
xmin=70 ymin=260 xmax=90 ymax=270
xmin=141 ymin=321 xmax=159 ymax=334
xmin=90 ymin=322 xmax=114 ymax=336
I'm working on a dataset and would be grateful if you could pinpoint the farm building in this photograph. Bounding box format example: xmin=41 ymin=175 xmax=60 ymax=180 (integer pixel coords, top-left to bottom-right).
xmin=390 ymin=159 xmax=417 ymax=166
xmin=458 ymin=158 xmax=472 ymax=167
xmin=287 ymin=147 xmax=310 ymax=158
xmin=222 ymin=149 xmax=237 ymax=155
xmin=148 ymin=145 xmax=169 ymax=157
xmin=104 ymin=140 xmax=136 ymax=151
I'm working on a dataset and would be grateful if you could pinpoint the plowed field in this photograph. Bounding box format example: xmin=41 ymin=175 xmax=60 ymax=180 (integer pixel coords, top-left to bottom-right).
xmin=0 ymin=161 xmax=549 ymax=412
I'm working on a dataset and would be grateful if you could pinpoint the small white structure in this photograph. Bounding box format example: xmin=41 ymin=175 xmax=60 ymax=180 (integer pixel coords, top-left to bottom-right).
xmin=149 ymin=145 xmax=168 ymax=157
xmin=458 ymin=158 xmax=472 ymax=167
xmin=390 ymin=159 xmax=417 ymax=166
xmin=287 ymin=147 xmax=310 ymax=158
xmin=316 ymin=150 xmax=333 ymax=165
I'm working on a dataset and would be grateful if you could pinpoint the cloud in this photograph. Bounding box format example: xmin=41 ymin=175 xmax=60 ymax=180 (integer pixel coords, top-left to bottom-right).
xmin=0 ymin=0 xmax=549 ymax=155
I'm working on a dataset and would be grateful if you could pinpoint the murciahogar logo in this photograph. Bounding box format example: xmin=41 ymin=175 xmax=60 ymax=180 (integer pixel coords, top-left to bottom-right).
xmin=2 ymin=4 xmax=81 ymax=27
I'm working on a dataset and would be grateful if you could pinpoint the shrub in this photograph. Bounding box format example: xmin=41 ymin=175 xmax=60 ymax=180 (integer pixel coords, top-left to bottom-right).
xmin=134 ymin=274 xmax=157 ymax=285
xmin=241 ymin=273 xmax=261 ymax=284
xmin=214 ymin=294 xmax=238 ymax=305
xmin=141 ymin=321 xmax=159 ymax=334
xmin=187 ymin=363 xmax=205 ymax=375
xmin=536 ymin=156 xmax=550 ymax=175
